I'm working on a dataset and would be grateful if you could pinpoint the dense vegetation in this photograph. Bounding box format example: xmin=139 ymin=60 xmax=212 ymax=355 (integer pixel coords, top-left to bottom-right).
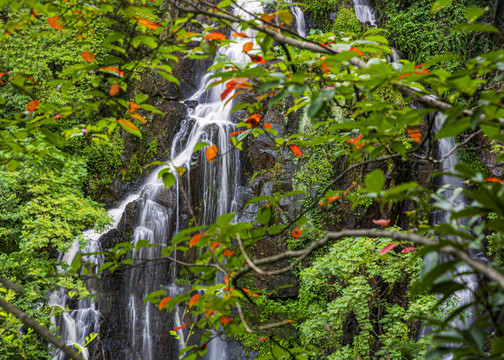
xmin=0 ymin=0 xmax=503 ymax=359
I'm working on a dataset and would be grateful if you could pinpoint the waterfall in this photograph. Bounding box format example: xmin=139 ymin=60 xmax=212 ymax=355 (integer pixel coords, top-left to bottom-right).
xmin=352 ymin=0 xmax=376 ymax=27
xmin=286 ymin=0 xmax=306 ymax=37
xmin=50 ymin=0 xmax=262 ymax=359
xmin=432 ymin=113 xmax=479 ymax=328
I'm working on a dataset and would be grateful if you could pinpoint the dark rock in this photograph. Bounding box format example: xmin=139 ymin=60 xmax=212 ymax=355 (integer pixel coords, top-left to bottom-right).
xmin=184 ymin=100 xmax=198 ymax=109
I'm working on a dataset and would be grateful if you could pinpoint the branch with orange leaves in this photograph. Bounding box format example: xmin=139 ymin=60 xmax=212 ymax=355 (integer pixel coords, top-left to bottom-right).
xmin=170 ymin=0 xmax=504 ymax=127
xmin=233 ymin=229 xmax=504 ymax=291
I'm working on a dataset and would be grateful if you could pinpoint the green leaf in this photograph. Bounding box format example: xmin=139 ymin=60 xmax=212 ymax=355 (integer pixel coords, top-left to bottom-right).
xmin=194 ymin=142 xmax=209 ymax=152
xmin=162 ymin=172 xmax=176 ymax=188
xmin=431 ymin=0 xmax=453 ymax=13
xmin=365 ymin=169 xmax=384 ymax=194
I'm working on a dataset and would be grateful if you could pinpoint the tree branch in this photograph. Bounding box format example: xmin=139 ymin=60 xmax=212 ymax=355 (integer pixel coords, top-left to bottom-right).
xmin=0 ymin=297 xmax=85 ymax=360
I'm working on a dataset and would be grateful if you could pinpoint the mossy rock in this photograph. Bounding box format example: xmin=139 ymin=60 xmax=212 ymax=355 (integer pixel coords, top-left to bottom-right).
xmin=332 ymin=7 xmax=362 ymax=37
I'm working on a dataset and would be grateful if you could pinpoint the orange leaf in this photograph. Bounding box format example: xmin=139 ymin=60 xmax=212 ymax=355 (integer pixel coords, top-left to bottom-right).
xmin=373 ymin=219 xmax=391 ymax=226
xmin=48 ymin=16 xmax=64 ymax=30
xmin=349 ymin=47 xmax=363 ymax=56
xmin=263 ymin=123 xmax=272 ymax=129
xmin=379 ymin=243 xmax=396 ymax=255
xmin=117 ymin=119 xmax=138 ymax=131
xmin=243 ymin=42 xmax=254 ymax=53
xmin=346 ymin=135 xmax=362 ymax=145
xmin=399 ymin=73 xmax=411 ymax=79
xmin=260 ymin=336 xmax=267 ymax=341
xmin=321 ymin=62 xmax=330 ymax=75
xmin=137 ymin=17 xmax=161 ymax=30
xmin=220 ymin=316 xmax=233 ymax=324
xmin=260 ymin=13 xmax=274 ymax=22
xmin=189 ymin=293 xmax=201 ymax=308
xmin=250 ymin=54 xmax=266 ymax=64
xmin=289 ymin=145 xmax=302 ymax=157
xmin=190 ymin=233 xmax=202 ymax=248
xmin=221 ymin=78 xmax=250 ymax=101
xmin=223 ymin=249 xmax=235 ymax=257
xmin=100 ymin=67 xmax=124 ymax=77
xmin=110 ymin=83 xmax=120 ymax=96
xmin=206 ymin=145 xmax=218 ymax=163
xmin=327 ymin=195 xmax=340 ymax=204
xmin=173 ymin=325 xmax=186 ymax=331
xmin=209 ymin=242 xmax=221 ymax=251
xmin=159 ymin=296 xmax=171 ymax=310
xmin=205 ymin=309 xmax=216 ymax=317
xmin=130 ymin=113 xmax=146 ymax=124
xmin=224 ymin=276 xmax=229 ymax=285
xmin=204 ymin=32 xmax=226 ymax=40
xmin=26 ymin=99 xmax=40 ymax=113
xmin=407 ymin=126 xmax=422 ymax=143
xmin=231 ymin=32 xmax=248 ymax=38
xmin=229 ymin=130 xmax=248 ymax=137
xmin=401 ymin=247 xmax=417 ymax=254
xmin=344 ymin=183 xmax=357 ymax=195
xmin=129 ymin=101 xmax=141 ymax=113
xmin=291 ymin=228 xmax=302 ymax=239
xmin=286 ymin=319 xmax=292 ymax=323
xmin=81 ymin=51 xmax=95 ymax=63
xmin=484 ymin=177 xmax=504 ymax=184
xmin=320 ymin=201 xmax=325 ymax=206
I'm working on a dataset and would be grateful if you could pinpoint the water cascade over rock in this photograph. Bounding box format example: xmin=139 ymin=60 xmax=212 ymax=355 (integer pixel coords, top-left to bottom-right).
xmin=50 ymin=0 xmax=263 ymax=359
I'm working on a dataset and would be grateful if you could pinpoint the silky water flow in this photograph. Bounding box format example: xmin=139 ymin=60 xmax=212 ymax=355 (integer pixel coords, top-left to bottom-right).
xmin=50 ymin=0 xmax=263 ymax=359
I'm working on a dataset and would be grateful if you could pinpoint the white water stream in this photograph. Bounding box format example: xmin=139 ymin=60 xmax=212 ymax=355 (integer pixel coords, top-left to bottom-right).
xmin=50 ymin=1 xmax=265 ymax=359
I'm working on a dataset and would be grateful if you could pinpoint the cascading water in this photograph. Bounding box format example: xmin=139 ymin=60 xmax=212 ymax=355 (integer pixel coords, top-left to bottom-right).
xmin=51 ymin=1 xmax=264 ymax=359
xmin=432 ymin=113 xmax=479 ymax=328
xmin=352 ymin=0 xmax=376 ymax=27
xmin=286 ymin=0 xmax=306 ymax=37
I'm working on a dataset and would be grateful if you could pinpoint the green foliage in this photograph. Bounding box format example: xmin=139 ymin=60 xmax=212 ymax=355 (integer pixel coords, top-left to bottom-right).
xmin=375 ymin=0 xmax=496 ymax=66
xmin=331 ymin=7 xmax=361 ymax=38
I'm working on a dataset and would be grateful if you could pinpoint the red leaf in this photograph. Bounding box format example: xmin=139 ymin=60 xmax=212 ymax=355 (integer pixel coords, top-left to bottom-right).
xmin=109 ymin=83 xmax=120 ymax=96
xmin=401 ymin=247 xmax=417 ymax=254
xmin=263 ymin=123 xmax=272 ymax=129
xmin=373 ymin=219 xmax=391 ymax=226
xmin=289 ymin=145 xmax=302 ymax=157
xmin=346 ymin=135 xmax=362 ymax=145
xmin=81 ymin=51 xmax=95 ymax=63
xmin=246 ymin=114 xmax=261 ymax=126
xmin=204 ymin=32 xmax=226 ymax=40
xmin=291 ymin=228 xmax=302 ymax=239
xmin=250 ymin=54 xmax=266 ymax=64
xmin=484 ymin=177 xmax=504 ymax=184
xmin=137 ymin=17 xmax=161 ymax=30
xmin=349 ymin=47 xmax=363 ymax=56
xmin=399 ymin=73 xmax=411 ymax=79
xmin=190 ymin=233 xmax=202 ymax=248
xmin=327 ymin=195 xmax=340 ymax=204
xmin=229 ymin=130 xmax=248 ymax=137
xmin=231 ymin=32 xmax=249 ymax=38
xmin=379 ymin=243 xmax=397 ymax=255
xmin=205 ymin=309 xmax=216 ymax=317
xmin=48 ymin=16 xmax=64 ymax=30
xmin=189 ymin=293 xmax=201 ymax=308
xmin=159 ymin=296 xmax=171 ymax=310
xmin=223 ymin=249 xmax=235 ymax=257
xmin=209 ymin=242 xmax=221 ymax=251
xmin=220 ymin=316 xmax=233 ymax=324
xmin=26 ymin=99 xmax=40 ymax=113
xmin=321 ymin=62 xmax=330 ymax=75
xmin=206 ymin=145 xmax=218 ymax=163
xmin=220 ymin=78 xmax=250 ymax=101
xmin=260 ymin=336 xmax=267 ymax=341
xmin=173 ymin=325 xmax=186 ymax=332
xmin=407 ymin=126 xmax=422 ymax=143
